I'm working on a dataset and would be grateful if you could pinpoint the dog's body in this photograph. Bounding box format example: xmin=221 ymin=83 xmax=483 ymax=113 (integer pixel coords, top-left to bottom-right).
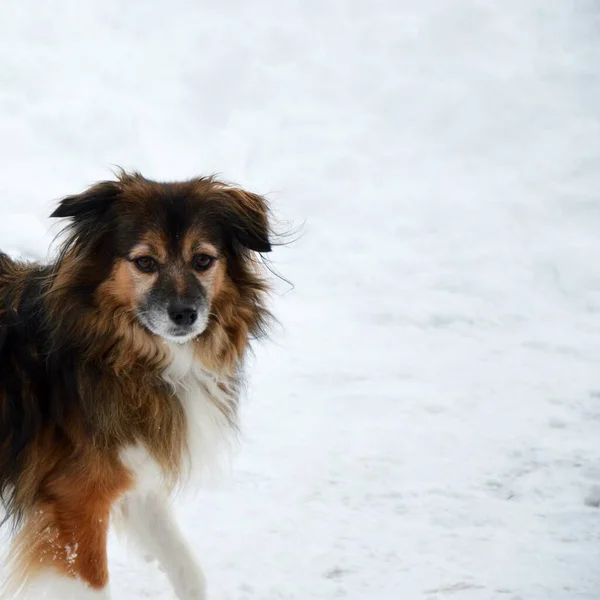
xmin=0 ymin=172 xmax=273 ymax=599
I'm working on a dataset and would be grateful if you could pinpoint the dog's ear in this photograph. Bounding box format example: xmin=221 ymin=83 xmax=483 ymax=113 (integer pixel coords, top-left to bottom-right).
xmin=220 ymin=188 xmax=272 ymax=253
xmin=50 ymin=181 xmax=121 ymax=221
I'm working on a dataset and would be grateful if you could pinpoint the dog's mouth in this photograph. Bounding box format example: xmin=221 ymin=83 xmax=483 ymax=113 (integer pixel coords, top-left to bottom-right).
xmin=161 ymin=327 xmax=204 ymax=344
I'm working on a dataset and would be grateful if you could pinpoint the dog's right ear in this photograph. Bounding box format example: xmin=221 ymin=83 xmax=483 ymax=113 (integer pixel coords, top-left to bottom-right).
xmin=50 ymin=181 xmax=121 ymax=220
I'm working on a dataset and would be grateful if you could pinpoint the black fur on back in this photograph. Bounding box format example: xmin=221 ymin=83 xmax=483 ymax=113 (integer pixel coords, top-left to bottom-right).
xmin=0 ymin=255 xmax=66 ymax=527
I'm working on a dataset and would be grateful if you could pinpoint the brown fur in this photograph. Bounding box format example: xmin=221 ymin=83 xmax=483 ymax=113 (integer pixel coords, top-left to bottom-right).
xmin=8 ymin=451 xmax=131 ymax=592
xmin=0 ymin=172 xmax=273 ymax=593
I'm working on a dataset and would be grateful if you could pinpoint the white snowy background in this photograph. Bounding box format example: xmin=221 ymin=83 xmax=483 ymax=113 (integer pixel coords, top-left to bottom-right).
xmin=1 ymin=1 xmax=600 ymax=598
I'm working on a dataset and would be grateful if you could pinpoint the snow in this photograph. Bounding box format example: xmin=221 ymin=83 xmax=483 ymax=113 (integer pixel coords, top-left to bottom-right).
xmin=1 ymin=0 xmax=600 ymax=598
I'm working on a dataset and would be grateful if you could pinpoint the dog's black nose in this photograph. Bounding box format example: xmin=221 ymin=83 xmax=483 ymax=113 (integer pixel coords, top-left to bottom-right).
xmin=168 ymin=302 xmax=198 ymax=326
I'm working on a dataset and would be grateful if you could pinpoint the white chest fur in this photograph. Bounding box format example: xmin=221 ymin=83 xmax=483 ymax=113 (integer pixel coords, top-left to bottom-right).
xmin=121 ymin=342 xmax=238 ymax=493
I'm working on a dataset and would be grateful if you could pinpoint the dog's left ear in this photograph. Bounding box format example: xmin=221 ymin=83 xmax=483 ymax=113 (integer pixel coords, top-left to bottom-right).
xmin=221 ymin=188 xmax=272 ymax=253
xmin=50 ymin=181 xmax=121 ymax=221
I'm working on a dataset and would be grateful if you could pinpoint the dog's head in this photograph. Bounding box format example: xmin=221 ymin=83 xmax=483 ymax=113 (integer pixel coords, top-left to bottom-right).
xmin=51 ymin=172 xmax=271 ymax=346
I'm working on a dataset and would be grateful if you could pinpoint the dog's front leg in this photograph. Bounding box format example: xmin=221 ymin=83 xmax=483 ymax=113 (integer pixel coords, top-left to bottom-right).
xmin=119 ymin=492 xmax=207 ymax=600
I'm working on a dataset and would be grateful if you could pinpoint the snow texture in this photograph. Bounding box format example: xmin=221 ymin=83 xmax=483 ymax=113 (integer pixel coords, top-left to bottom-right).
xmin=1 ymin=0 xmax=600 ymax=598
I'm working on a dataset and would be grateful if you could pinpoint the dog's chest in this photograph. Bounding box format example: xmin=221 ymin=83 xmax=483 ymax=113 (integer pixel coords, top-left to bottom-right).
xmin=122 ymin=343 xmax=238 ymax=493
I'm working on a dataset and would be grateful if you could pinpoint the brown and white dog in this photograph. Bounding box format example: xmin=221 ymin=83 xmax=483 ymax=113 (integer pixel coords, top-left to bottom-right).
xmin=0 ymin=172 xmax=273 ymax=599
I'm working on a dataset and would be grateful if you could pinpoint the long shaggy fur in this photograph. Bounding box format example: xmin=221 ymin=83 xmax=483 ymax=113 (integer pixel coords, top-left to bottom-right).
xmin=0 ymin=171 xmax=273 ymax=595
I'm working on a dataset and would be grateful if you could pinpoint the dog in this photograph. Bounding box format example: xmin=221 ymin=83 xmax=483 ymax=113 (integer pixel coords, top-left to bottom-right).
xmin=0 ymin=171 xmax=273 ymax=599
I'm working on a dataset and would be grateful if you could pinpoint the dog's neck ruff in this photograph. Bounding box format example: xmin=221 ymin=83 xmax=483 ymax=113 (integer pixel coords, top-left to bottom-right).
xmin=121 ymin=341 xmax=239 ymax=494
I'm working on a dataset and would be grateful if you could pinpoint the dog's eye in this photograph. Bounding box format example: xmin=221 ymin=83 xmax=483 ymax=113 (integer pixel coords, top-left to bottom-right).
xmin=193 ymin=254 xmax=215 ymax=272
xmin=133 ymin=256 xmax=158 ymax=273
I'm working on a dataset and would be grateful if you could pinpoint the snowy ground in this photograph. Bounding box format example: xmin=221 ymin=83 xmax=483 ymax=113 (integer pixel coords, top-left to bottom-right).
xmin=1 ymin=0 xmax=600 ymax=598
